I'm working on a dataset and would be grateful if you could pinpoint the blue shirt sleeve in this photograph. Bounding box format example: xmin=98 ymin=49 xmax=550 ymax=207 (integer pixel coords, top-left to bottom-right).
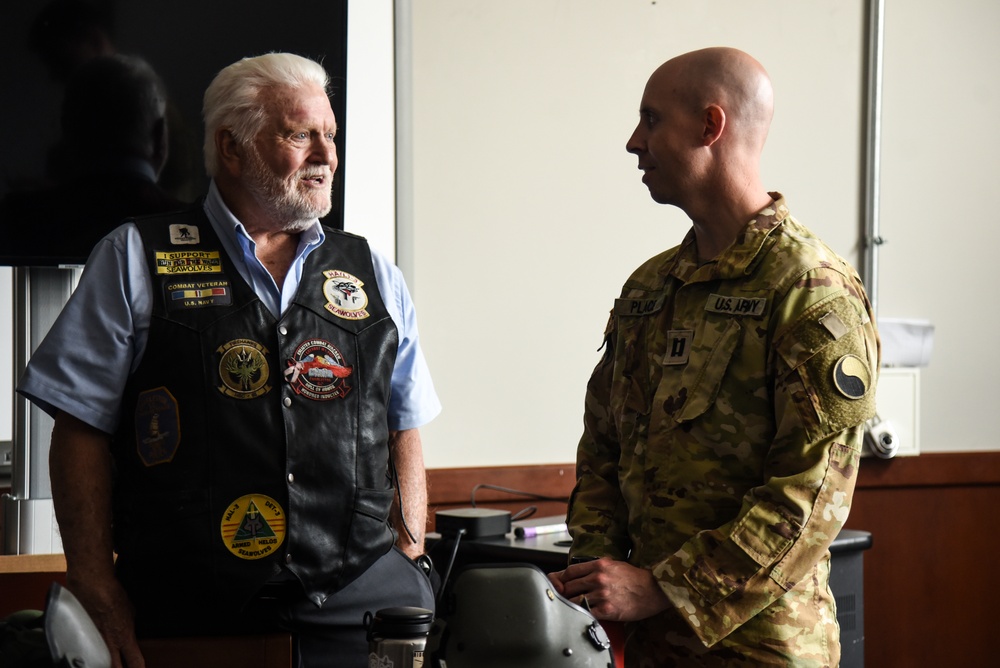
xmin=18 ymin=220 xmax=441 ymax=435
xmin=17 ymin=223 xmax=152 ymax=434
xmin=369 ymin=248 xmax=442 ymax=431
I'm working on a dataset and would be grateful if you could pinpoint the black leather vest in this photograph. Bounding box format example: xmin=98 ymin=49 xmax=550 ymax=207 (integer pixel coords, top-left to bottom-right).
xmin=112 ymin=207 xmax=399 ymax=613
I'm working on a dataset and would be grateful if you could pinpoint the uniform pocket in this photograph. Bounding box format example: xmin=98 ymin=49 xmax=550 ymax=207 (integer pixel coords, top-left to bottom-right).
xmin=672 ymin=317 xmax=743 ymax=423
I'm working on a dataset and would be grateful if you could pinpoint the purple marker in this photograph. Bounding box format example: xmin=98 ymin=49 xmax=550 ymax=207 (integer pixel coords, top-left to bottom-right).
xmin=514 ymin=523 xmax=567 ymax=539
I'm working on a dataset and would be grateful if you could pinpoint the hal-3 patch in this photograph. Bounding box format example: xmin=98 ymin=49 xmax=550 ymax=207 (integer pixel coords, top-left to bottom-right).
xmin=323 ymin=269 xmax=370 ymax=320
xmin=217 ymin=339 xmax=271 ymax=399
xmin=283 ymin=338 xmax=353 ymax=400
xmin=155 ymin=250 xmax=223 ymax=275
xmin=165 ymin=278 xmax=232 ymax=310
xmin=134 ymin=387 xmax=180 ymax=466
xmin=221 ymin=494 xmax=286 ymax=560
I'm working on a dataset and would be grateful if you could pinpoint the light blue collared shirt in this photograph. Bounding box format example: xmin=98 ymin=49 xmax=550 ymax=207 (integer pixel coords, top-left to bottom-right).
xmin=18 ymin=182 xmax=440 ymax=433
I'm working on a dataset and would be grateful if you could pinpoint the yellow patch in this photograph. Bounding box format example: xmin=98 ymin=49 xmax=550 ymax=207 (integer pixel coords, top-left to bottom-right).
xmin=220 ymin=494 xmax=286 ymax=560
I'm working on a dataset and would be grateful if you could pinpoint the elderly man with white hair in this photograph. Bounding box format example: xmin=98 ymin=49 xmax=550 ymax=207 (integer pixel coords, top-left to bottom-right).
xmin=19 ymin=52 xmax=440 ymax=668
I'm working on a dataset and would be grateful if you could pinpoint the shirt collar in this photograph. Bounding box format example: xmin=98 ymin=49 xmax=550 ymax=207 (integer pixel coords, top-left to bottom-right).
xmin=669 ymin=192 xmax=790 ymax=283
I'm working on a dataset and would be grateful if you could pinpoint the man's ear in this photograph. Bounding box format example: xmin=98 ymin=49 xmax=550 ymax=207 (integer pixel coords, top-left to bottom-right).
xmin=216 ymin=129 xmax=243 ymax=176
xmin=702 ymin=104 xmax=726 ymax=146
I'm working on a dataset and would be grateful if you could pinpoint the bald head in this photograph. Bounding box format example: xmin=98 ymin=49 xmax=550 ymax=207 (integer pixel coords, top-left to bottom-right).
xmin=650 ymin=47 xmax=774 ymax=153
xmin=626 ymin=47 xmax=777 ymax=243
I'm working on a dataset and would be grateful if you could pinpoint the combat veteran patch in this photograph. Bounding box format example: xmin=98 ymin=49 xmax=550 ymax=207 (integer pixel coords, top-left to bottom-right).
xmin=134 ymin=387 xmax=180 ymax=466
xmin=165 ymin=278 xmax=232 ymax=310
xmin=221 ymin=494 xmax=286 ymax=560
xmin=217 ymin=339 xmax=271 ymax=399
xmin=154 ymin=250 xmax=222 ymax=275
xmin=832 ymin=354 xmax=871 ymax=400
xmin=283 ymin=338 xmax=353 ymax=400
xmin=322 ymin=270 xmax=370 ymax=320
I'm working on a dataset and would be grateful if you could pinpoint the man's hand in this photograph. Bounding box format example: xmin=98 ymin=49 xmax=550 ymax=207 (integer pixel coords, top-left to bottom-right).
xmin=548 ymin=558 xmax=670 ymax=622
xmin=66 ymin=575 xmax=145 ymax=668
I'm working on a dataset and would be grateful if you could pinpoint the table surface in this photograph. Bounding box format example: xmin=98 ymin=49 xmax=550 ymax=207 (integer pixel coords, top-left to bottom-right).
xmin=428 ymin=516 xmax=871 ymax=570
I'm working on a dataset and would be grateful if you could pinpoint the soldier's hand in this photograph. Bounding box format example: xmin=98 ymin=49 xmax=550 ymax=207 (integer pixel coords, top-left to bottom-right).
xmin=66 ymin=575 xmax=146 ymax=668
xmin=554 ymin=558 xmax=670 ymax=622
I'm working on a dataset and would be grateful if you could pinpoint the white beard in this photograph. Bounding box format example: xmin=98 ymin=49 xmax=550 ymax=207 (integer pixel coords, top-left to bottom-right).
xmin=243 ymin=146 xmax=333 ymax=232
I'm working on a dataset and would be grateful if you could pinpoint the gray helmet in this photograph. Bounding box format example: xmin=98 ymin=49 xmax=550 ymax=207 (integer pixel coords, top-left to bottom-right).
xmin=432 ymin=564 xmax=614 ymax=668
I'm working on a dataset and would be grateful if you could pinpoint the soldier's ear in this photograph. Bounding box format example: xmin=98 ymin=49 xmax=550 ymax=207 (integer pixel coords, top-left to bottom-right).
xmin=216 ymin=129 xmax=244 ymax=177
xmin=701 ymin=104 xmax=726 ymax=146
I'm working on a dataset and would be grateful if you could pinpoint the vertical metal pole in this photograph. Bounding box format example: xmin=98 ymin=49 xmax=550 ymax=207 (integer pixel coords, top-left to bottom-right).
xmin=4 ymin=266 xmax=76 ymax=554
xmin=863 ymin=0 xmax=886 ymax=318
xmin=394 ymin=0 xmax=416 ymax=290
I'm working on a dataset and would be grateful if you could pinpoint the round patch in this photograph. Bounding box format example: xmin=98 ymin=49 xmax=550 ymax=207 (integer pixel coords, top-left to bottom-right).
xmin=283 ymin=338 xmax=353 ymax=400
xmin=220 ymin=494 xmax=286 ymax=560
xmin=832 ymin=354 xmax=871 ymax=400
xmin=323 ymin=269 xmax=370 ymax=320
xmin=217 ymin=339 xmax=271 ymax=399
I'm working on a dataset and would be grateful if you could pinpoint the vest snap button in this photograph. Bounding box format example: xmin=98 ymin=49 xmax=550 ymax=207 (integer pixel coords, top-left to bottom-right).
xmin=283 ymin=397 xmax=292 ymax=408
xmin=285 ymin=554 xmax=293 ymax=564
xmin=278 ymin=325 xmax=288 ymax=336
xmin=288 ymin=472 xmax=295 ymax=484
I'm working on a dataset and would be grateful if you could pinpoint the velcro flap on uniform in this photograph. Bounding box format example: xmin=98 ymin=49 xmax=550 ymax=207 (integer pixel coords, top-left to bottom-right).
xmin=775 ymin=294 xmax=863 ymax=370
xmin=730 ymin=503 xmax=799 ymax=569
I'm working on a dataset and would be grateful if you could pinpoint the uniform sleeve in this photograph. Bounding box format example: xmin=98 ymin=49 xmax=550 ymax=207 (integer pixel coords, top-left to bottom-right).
xmin=649 ymin=266 xmax=880 ymax=647
xmin=16 ymin=224 xmax=151 ymax=434
xmin=566 ymin=313 xmax=633 ymax=562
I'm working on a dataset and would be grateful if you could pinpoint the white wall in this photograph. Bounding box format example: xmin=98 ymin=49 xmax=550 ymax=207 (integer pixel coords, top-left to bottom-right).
xmin=407 ymin=0 xmax=1000 ymax=467
xmin=877 ymin=0 xmax=1000 ymax=452
xmin=408 ymin=0 xmax=870 ymax=468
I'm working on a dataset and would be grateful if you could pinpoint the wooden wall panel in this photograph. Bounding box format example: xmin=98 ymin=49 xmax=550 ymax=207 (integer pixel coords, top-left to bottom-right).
xmin=844 ymin=452 xmax=1000 ymax=667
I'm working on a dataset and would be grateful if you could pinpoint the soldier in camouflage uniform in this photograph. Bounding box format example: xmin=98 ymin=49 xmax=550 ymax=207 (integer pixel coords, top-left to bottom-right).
xmin=548 ymin=48 xmax=880 ymax=667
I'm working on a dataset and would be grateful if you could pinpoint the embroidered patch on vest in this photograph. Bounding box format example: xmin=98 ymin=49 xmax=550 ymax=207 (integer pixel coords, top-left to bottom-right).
xmin=221 ymin=494 xmax=286 ymax=560
xmin=614 ymin=296 xmax=665 ymax=316
xmin=322 ymin=270 xmax=370 ymax=320
xmin=154 ymin=250 xmax=223 ymax=275
xmin=217 ymin=339 xmax=271 ymax=399
xmin=165 ymin=278 xmax=232 ymax=310
xmin=168 ymin=224 xmax=200 ymax=245
xmin=663 ymin=330 xmax=694 ymax=365
xmin=283 ymin=338 xmax=353 ymax=400
xmin=832 ymin=354 xmax=871 ymax=400
xmin=134 ymin=387 xmax=180 ymax=466
xmin=704 ymin=294 xmax=767 ymax=317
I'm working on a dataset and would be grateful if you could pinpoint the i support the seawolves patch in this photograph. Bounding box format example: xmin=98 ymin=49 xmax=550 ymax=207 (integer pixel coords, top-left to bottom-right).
xmin=322 ymin=270 xmax=370 ymax=320
xmin=220 ymin=494 xmax=286 ymax=560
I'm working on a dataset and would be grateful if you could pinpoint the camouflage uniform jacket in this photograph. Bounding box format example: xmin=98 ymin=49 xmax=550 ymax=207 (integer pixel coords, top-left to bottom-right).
xmin=567 ymin=194 xmax=879 ymax=666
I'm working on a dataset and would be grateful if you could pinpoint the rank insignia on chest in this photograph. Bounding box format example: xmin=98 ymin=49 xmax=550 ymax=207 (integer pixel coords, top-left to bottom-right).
xmin=221 ymin=494 xmax=286 ymax=560
xmin=322 ymin=269 xmax=370 ymax=320
xmin=216 ymin=338 xmax=271 ymax=399
xmin=168 ymin=224 xmax=200 ymax=245
xmin=283 ymin=338 xmax=353 ymax=400
xmin=663 ymin=330 xmax=694 ymax=365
